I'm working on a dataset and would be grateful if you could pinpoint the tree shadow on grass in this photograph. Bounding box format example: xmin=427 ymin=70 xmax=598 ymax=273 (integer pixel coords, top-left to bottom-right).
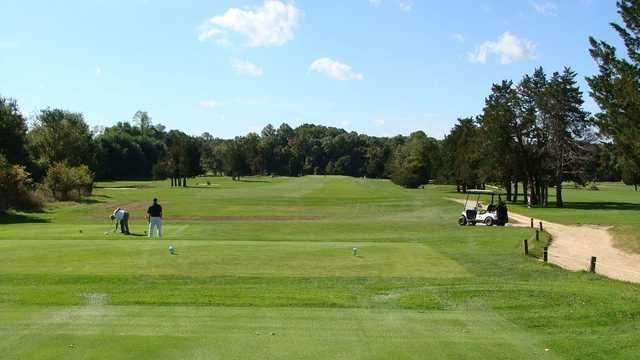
xmin=237 ymin=179 xmax=271 ymax=183
xmin=0 ymin=212 xmax=49 ymax=224
xmin=92 ymin=194 xmax=112 ymax=199
xmin=77 ymin=198 xmax=105 ymax=205
xmin=558 ymin=202 xmax=640 ymax=211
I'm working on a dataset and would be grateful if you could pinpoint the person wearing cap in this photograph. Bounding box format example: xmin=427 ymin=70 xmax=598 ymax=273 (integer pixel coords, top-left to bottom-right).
xmin=110 ymin=207 xmax=130 ymax=234
xmin=147 ymin=198 xmax=163 ymax=238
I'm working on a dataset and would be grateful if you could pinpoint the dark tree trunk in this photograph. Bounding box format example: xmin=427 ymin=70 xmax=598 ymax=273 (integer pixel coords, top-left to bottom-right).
xmin=522 ymin=178 xmax=528 ymax=205
xmin=170 ymin=178 xmax=174 ymax=187
xmin=505 ymin=181 xmax=512 ymax=202
xmin=544 ymin=184 xmax=549 ymax=207
xmin=556 ymin=181 xmax=563 ymax=208
xmin=456 ymin=184 xmax=460 ymax=192
xmin=183 ymin=177 xmax=187 ymax=187
xmin=537 ymin=180 xmax=543 ymax=207
xmin=635 ymin=184 xmax=638 ymax=191
xmin=529 ymin=177 xmax=538 ymax=206
xmin=513 ymin=181 xmax=518 ymax=203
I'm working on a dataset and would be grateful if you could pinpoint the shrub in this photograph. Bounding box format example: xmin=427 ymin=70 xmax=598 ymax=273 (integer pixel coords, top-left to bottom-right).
xmin=43 ymin=162 xmax=94 ymax=201
xmin=0 ymin=155 xmax=42 ymax=212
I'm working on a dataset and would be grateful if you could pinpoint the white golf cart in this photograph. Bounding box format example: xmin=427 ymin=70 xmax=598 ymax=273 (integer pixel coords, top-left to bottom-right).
xmin=458 ymin=189 xmax=508 ymax=226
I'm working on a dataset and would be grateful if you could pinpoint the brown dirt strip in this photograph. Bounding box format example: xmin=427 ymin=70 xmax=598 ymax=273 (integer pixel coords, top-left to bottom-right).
xmin=87 ymin=215 xmax=322 ymax=221
xmin=448 ymin=198 xmax=640 ymax=283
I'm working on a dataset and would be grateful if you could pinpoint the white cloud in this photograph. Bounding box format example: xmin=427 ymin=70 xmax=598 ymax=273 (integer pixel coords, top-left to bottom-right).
xmin=340 ymin=120 xmax=352 ymax=128
xmin=200 ymin=100 xmax=224 ymax=109
xmin=310 ymin=58 xmax=363 ymax=81
xmin=452 ymin=33 xmax=465 ymax=43
xmin=373 ymin=118 xmax=385 ymax=127
xmin=232 ymin=59 xmax=263 ymax=77
xmin=399 ymin=0 xmax=413 ymax=11
xmin=198 ymin=0 xmax=301 ymax=47
xmin=96 ymin=66 xmax=102 ymax=77
xmin=531 ymin=1 xmax=557 ymax=16
xmin=198 ymin=28 xmax=224 ymax=42
xmin=467 ymin=32 xmax=536 ymax=64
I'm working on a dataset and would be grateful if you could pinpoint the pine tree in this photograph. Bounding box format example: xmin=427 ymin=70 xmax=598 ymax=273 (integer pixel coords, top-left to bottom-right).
xmin=587 ymin=0 xmax=640 ymax=191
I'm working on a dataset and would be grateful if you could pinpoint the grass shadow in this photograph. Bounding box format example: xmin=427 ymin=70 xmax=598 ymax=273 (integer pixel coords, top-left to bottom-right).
xmin=94 ymin=184 xmax=152 ymax=189
xmin=559 ymin=201 xmax=640 ymax=211
xmin=78 ymin=198 xmax=105 ymax=205
xmin=127 ymin=233 xmax=147 ymax=237
xmin=0 ymin=212 xmax=49 ymax=224
xmin=92 ymin=194 xmax=112 ymax=199
xmin=237 ymin=179 xmax=271 ymax=183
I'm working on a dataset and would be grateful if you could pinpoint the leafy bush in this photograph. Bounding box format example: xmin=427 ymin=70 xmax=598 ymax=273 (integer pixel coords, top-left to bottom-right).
xmin=43 ymin=162 xmax=94 ymax=201
xmin=0 ymin=154 xmax=42 ymax=212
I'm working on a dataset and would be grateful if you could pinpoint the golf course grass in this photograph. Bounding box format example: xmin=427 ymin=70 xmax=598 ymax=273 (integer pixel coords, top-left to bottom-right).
xmin=0 ymin=176 xmax=639 ymax=359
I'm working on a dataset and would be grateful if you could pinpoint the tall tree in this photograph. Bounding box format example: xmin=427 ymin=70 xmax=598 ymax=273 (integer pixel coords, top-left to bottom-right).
xmin=28 ymin=109 xmax=94 ymax=170
xmin=587 ymin=0 xmax=640 ymax=191
xmin=132 ymin=111 xmax=152 ymax=137
xmin=479 ymin=81 xmax=521 ymax=200
xmin=543 ymin=68 xmax=590 ymax=207
xmin=442 ymin=118 xmax=482 ymax=192
xmin=390 ymin=131 xmax=433 ymax=188
xmin=0 ymin=96 xmax=29 ymax=166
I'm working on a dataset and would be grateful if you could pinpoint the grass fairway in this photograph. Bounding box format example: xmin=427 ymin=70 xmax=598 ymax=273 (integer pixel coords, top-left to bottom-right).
xmin=1 ymin=176 xmax=639 ymax=359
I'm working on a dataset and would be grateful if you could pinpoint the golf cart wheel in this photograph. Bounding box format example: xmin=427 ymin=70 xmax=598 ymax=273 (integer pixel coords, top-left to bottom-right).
xmin=484 ymin=217 xmax=494 ymax=226
xmin=458 ymin=216 xmax=467 ymax=226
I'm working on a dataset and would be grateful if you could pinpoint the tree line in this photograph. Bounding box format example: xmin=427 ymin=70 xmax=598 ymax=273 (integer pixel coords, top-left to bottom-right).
xmin=1 ymin=0 xmax=639 ymax=213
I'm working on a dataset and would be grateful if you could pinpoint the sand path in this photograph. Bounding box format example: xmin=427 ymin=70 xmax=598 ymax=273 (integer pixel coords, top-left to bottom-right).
xmin=449 ymin=198 xmax=640 ymax=283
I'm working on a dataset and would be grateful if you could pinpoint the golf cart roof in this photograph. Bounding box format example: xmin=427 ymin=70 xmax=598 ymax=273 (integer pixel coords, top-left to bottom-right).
xmin=465 ymin=189 xmax=505 ymax=195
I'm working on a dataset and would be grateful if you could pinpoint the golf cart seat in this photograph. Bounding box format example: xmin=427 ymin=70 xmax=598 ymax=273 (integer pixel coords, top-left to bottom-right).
xmin=465 ymin=209 xmax=477 ymax=220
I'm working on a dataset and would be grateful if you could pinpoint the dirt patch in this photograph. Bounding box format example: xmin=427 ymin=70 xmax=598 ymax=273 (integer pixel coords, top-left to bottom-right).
xmin=86 ymin=215 xmax=321 ymax=222
xmin=448 ymin=198 xmax=640 ymax=283
xmin=101 ymin=201 xmax=157 ymax=211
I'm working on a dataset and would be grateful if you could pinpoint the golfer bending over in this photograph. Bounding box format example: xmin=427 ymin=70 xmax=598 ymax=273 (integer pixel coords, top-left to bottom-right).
xmin=147 ymin=198 xmax=163 ymax=238
xmin=111 ymin=208 xmax=130 ymax=234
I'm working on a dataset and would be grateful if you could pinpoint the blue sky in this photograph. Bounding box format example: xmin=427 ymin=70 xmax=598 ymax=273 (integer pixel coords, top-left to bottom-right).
xmin=0 ymin=0 xmax=623 ymax=139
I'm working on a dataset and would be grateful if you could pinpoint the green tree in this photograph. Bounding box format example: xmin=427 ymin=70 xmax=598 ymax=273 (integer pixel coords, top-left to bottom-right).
xmin=442 ymin=118 xmax=481 ymax=192
xmin=390 ymin=131 xmax=432 ymax=188
xmin=222 ymin=138 xmax=251 ymax=180
xmin=43 ymin=162 xmax=94 ymax=201
xmin=543 ymin=68 xmax=590 ymax=207
xmin=479 ymin=81 xmax=521 ymax=200
xmin=0 ymin=96 xmax=29 ymax=166
xmin=0 ymin=154 xmax=41 ymax=212
xmin=28 ymin=109 xmax=94 ymax=169
xmin=132 ymin=111 xmax=152 ymax=136
xmin=587 ymin=0 xmax=640 ymax=191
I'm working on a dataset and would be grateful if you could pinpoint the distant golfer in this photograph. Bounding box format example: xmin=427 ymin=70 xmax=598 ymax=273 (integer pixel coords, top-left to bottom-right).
xmin=110 ymin=208 xmax=130 ymax=235
xmin=147 ymin=198 xmax=163 ymax=238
